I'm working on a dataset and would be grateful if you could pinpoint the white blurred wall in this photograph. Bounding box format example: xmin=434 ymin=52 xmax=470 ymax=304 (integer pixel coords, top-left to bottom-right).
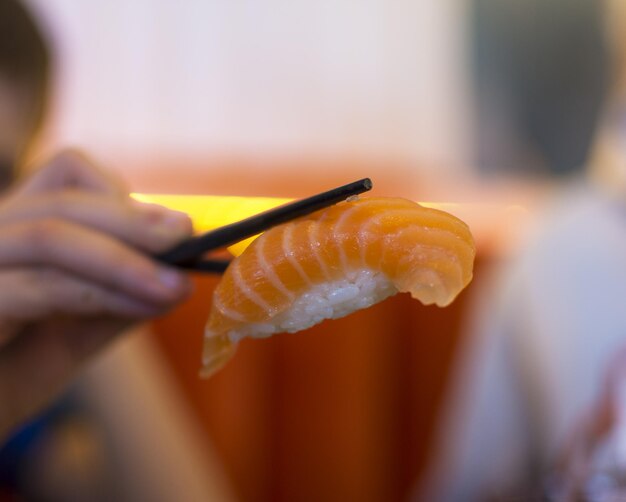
xmin=27 ymin=0 xmax=471 ymax=174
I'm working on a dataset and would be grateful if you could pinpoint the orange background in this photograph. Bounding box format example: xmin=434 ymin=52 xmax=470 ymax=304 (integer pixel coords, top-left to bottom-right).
xmin=153 ymin=267 xmax=476 ymax=502
xmin=139 ymin=160 xmax=487 ymax=501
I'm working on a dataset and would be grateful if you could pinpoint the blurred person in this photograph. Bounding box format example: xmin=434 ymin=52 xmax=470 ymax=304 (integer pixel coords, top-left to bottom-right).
xmin=420 ymin=0 xmax=626 ymax=500
xmin=0 ymin=0 xmax=192 ymax=441
xmin=0 ymin=3 xmax=222 ymax=501
xmin=0 ymin=150 xmax=192 ymax=439
xmin=0 ymin=3 xmax=235 ymax=501
xmin=0 ymin=154 xmax=200 ymax=500
xmin=0 ymin=0 xmax=49 ymax=186
xmin=0 ymin=153 xmax=198 ymax=501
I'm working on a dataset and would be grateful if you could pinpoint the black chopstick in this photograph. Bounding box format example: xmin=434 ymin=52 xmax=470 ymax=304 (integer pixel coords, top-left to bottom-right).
xmin=175 ymin=258 xmax=231 ymax=273
xmin=156 ymin=177 xmax=372 ymax=269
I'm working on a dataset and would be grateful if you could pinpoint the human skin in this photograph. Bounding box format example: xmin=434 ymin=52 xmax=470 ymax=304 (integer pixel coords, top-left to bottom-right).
xmin=0 ymin=150 xmax=193 ymax=439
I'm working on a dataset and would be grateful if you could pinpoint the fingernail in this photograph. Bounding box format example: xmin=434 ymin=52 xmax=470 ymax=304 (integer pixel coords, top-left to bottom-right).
xmin=148 ymin=208 xmax=192 ymax=240
xmin=160 ymin=211 xmax=192 ymax=233
xmin=134 ymin=201 xmax=190 ymax=228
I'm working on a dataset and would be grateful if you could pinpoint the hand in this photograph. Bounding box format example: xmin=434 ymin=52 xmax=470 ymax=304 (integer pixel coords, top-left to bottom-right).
xmin=0 ymin=150 xmax=193 ymax=438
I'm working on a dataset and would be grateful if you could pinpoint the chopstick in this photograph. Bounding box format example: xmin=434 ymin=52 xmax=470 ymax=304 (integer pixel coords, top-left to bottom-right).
xmin=156 ymin=177 xmax=373 ymax=269
xmin=174 ymin=258 xmax=231 ymax=273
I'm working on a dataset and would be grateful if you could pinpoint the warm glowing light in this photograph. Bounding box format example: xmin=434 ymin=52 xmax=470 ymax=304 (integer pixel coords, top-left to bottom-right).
xmin=133 ymin=194 xmax=525 ymax=257
xmin=133 ymin=194 xmax=291 ymax=255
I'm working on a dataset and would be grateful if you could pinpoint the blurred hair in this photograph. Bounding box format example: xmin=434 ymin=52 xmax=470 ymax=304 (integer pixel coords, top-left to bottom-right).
xmin=0 ymin=0 xmax=51 ymax=132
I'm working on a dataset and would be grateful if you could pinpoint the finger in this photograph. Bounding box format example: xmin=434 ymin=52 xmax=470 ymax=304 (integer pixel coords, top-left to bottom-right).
xmin=0 ymin=267 xmax=182 ymax=351
xmin=0 ymin=190 xmax=192 ymax=254
xmin=0 ymin=267 xmax=173 ymax=328
xmin=0 ymin=219 xmax=192 ymax=305
xmin=13 ymin=149 xmax=127 ymax=198
xmin=0 ymin=317 xmax=129 ymax=438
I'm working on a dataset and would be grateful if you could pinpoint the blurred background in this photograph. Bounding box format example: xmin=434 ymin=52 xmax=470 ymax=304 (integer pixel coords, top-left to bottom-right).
xmin=32 ymin=0 xmax=471 ymax=181
xmin=0 ymin=0 xmax=617 ymax=500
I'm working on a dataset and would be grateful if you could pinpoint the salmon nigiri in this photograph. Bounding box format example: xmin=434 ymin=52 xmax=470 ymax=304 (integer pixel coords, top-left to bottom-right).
xmin=202 ymin=196 xmax=475 ymax=376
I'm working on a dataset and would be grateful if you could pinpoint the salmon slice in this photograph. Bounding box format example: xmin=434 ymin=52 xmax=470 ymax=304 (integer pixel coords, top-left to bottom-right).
xmin=201 ymin=196 xmax=475 ymax=376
